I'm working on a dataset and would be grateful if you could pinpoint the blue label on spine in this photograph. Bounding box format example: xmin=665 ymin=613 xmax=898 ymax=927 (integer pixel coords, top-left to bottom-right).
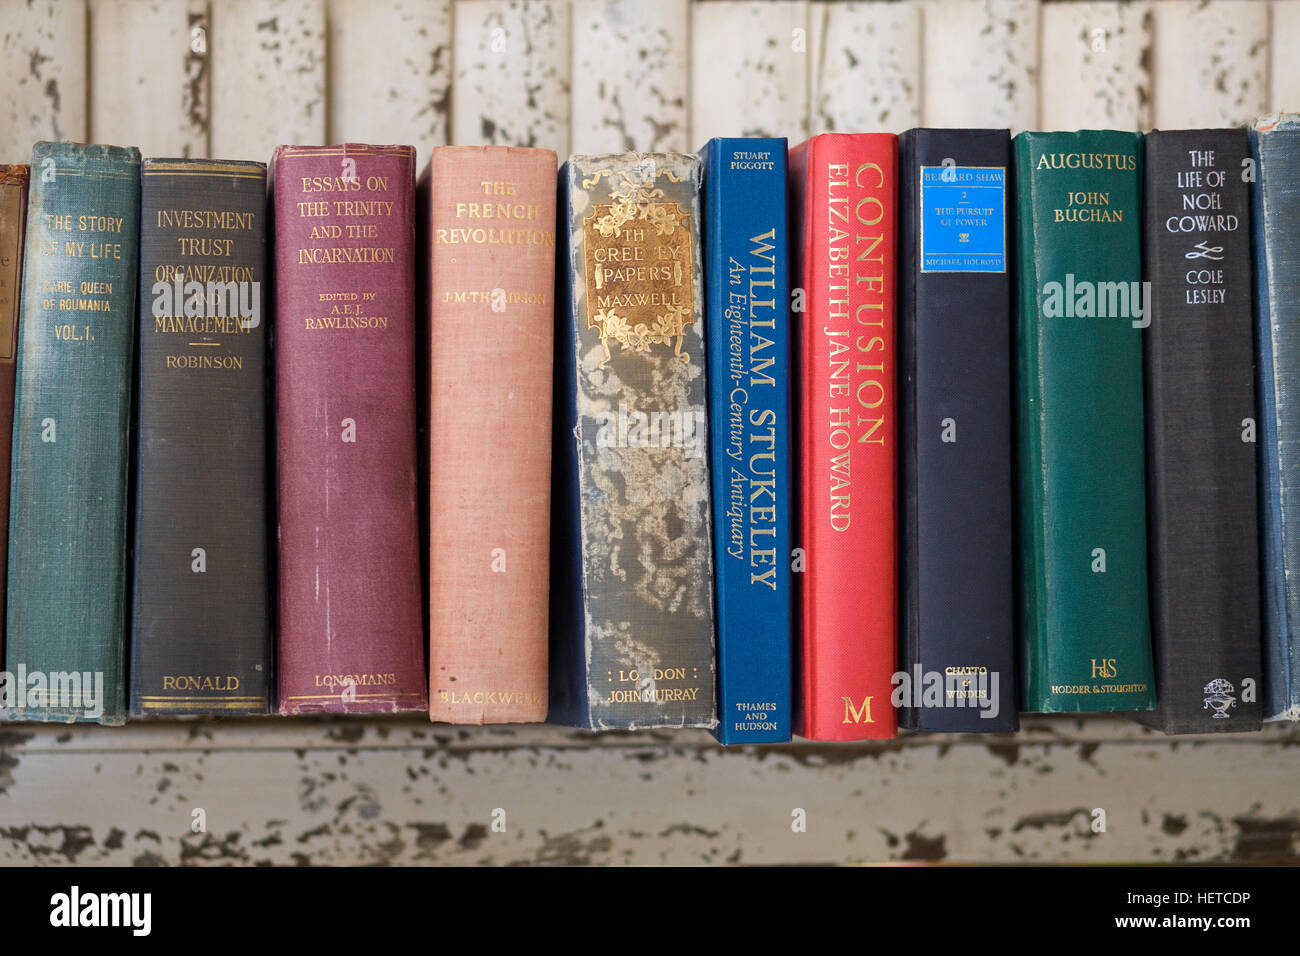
xmin=920 ymin=166 xmax=1006 ymax=273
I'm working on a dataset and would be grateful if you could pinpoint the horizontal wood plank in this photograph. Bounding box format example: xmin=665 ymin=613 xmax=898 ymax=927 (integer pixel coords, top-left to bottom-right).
xmin=2 ymin=717 xmax=1297 ymax=864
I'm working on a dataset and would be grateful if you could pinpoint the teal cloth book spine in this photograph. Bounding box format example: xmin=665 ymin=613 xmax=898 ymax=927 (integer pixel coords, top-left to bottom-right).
xmin=1012 ymin=130 xmax=1155 ymax=713
xmin=4 ymin=142 xmax=141 ymax=724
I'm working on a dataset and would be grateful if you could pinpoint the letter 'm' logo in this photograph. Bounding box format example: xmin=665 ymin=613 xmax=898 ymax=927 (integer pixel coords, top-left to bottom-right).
xmin=841 ymin=695 xmax=873 ymax=724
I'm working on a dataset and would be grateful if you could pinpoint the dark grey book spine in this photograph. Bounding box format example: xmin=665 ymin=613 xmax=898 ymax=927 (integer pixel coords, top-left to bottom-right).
xmin=898 ymin=128 xmax=1018 ymax=733
xmin=129 ymin=159 xmax=272 ymax=716
xmin=550 ymin=153 xmax=718 ymax=730
xmin=1137 ymin=129 xmax=1261 ymax=733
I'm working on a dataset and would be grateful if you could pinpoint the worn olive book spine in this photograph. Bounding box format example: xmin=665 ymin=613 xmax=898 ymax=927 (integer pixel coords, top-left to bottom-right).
xmin=5 ymin=143 xmax=141 ymax=724
xmin=550 ymin=152 xmax=718 ymax=730
xmin=1012 ymin=130 xmax=1155 ymax=713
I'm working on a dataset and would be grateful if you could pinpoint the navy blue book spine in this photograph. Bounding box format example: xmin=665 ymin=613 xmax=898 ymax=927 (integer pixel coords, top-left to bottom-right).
xmin=1251 ymin=114 xmax=1300 ymax=721
xmin=898 ymin=128 xmax=1018 ymax=732
xmin=548 ymin=163 xmax=588 ymax=727
xmin=701 ymin=138 xmax=792 ymax=743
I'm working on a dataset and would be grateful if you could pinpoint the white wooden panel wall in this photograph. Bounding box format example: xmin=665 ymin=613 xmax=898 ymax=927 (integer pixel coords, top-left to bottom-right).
xmin=4 ymin=0 xmax=1299 ymax=165
xmin=809 ymin=1 xmax=922 ymax=135
xmin=571 ymin=0 xmax=690 ymax=153
xmin=919 ymin=0 xmax=1039 ymax=132
xmin=210 ymin=0 xmax=327 ymax=162
xmin=328 ymin=0 xmax=453 ymax=162
xmin=452 ymin=0 xmax=571 ymax=156
xmin=0 ymin=0 xmax=87 ymax=154
xmin=1272 ymin=0 xmax=1300 ymax=110
xmin=3 ymin=0 xmax=1300 ymax=866
xmin=88 ymin=0 xmax=207 ymax=157
xmin=689 ymin=0 xmax=810 ymax=143
xmin=1150 ymin=0 xmax=1270 ymax=129
xmin=1040 ymin=1 xmax=1152 ymax=132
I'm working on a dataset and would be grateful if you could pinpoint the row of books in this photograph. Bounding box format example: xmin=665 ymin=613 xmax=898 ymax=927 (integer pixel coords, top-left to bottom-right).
xmin=0 ymin=117 xmax=1294 ymax=742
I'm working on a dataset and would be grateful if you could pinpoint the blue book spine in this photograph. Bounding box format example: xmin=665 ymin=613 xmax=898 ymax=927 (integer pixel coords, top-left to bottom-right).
xmin=1251 ymin=114 xmax=1300 ymax=721
xmin=701 ymin=138 xmax=792 ymax=743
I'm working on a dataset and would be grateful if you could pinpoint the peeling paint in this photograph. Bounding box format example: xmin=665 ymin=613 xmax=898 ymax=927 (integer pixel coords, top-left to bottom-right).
xmin=1232 ymin=816 xmax=1300 ymax=861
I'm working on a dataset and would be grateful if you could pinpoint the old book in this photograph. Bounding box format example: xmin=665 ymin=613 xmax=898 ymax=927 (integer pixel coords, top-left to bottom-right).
xmin=1013 ymin=130 xmax=1155 ymax=713
xmin=0 ymin=165 xmax=27 ymax=666
xmin=421 ymin=145 xmax=556 ymax=723
xmin=550 ymin=152 xmax=717 ymax=730
xmin=701 ymin=137 xmax=792 ymax=744
xmin=898 ymin=128 xmax=1017 ymax=733
xmin=789 ymin=133 xmax=898 ymax=740
xmin=1251 ymin=113 xmax=1300 ymax=721
xmin=272 ymin=143 xmax=427 ymax=714
xmin=1136 ymin=129 xmax=1261 ymax=734
xmin=130 ymin=158 xmax=272 ymax=717
xmin=5 ymin=142 xmax=140 ymax=724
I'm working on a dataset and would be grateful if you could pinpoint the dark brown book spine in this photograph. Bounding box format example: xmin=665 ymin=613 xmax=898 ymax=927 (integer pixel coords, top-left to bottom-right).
xmin=0 ymin=165 xmax=27 ymax=663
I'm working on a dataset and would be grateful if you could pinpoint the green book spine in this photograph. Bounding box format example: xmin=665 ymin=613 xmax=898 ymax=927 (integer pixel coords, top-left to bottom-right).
xmin=4 ymin=143 xmax=141 ymax=724
xmin=1012 ymin=130 xmax=1155 ymax=713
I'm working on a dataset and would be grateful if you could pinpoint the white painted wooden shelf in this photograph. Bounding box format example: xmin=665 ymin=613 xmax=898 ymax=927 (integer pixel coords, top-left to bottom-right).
xmin=4 ymin=717 xmax=1299 ymax=864
xmin=2 ymin=0 xmax=1298 ymax=864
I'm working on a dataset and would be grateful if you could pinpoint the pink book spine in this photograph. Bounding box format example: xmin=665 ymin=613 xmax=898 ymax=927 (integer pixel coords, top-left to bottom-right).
xmin=423 ymin=146 xmax=557 ymax=723
xmin=273 ymin=144 xmax=428 ymax=714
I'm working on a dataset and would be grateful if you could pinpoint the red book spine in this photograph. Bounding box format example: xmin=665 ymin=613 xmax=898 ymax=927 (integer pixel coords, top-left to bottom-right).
xmin=422 ymin=145 xmax=556 ymax=723
xmin=790 ymin=134 xmax=898 ymax=740
xmin=273 ymin=144 xmax=427 ymax=714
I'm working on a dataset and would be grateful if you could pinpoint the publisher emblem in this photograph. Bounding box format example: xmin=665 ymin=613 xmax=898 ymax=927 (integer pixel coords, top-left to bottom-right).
xmin=1202 ymin=677 xmax=1236 ymax=719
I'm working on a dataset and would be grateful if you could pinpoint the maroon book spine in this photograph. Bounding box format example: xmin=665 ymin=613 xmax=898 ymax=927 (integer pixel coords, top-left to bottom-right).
xmin=272 ymin=144 xmax=427 ymax=714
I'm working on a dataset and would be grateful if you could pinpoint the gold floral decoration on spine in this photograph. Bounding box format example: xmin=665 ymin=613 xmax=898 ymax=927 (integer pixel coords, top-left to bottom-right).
xmin=582 ymin=165 xmax=693 ymax=368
